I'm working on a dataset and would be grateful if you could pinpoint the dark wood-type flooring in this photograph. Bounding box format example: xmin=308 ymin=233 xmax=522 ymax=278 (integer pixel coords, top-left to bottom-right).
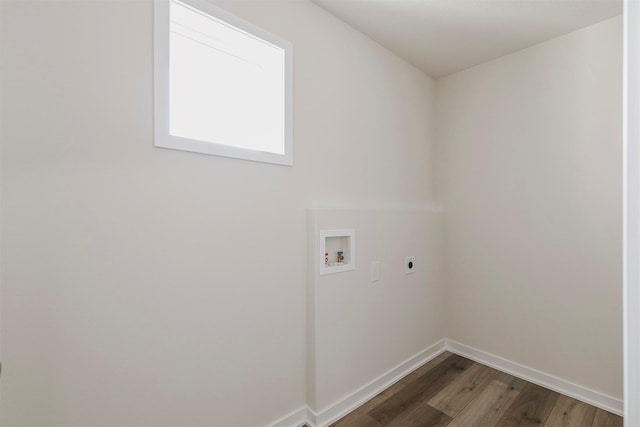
xmin=328 ymin=352 xmax=623 ymax=427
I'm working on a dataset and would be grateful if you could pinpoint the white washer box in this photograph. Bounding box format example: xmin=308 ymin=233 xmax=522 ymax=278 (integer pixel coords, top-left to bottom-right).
xmin=319 ymin=229 xmax=355 ymax=275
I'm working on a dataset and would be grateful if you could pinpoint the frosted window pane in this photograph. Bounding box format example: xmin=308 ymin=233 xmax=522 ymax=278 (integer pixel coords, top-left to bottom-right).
xmin=169 ymin=0 xmax=286 ymax=155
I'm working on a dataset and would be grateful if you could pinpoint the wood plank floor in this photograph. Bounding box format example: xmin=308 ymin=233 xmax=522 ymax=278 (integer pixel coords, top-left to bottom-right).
xmin=328 ymin=352 xmax=622 ymax=427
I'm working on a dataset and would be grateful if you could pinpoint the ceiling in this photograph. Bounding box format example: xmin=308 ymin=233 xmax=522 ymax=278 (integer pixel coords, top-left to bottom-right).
xmin=311 ymin=0 xmax=623 ymax=78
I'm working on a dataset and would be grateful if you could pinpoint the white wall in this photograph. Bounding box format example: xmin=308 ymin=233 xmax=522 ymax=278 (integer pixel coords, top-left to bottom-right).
xmin=435 ymin=16 xmax=623 ymax=400
xmin=307 ymin=207 xmax=444 ymax=415
xmin=0 ymin=1 xmax=435 ymax=426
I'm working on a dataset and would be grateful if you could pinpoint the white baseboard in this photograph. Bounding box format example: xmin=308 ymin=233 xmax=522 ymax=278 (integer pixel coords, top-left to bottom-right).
xmin=444 ymin=339 xmax=623 ymax=416
xmin=269 ymin=337 xmax=622 ymax=427
xmin=268 ymin=406 xmax=310 ymax=427
xmin=309 ymin=339 xmax=447 ymax=427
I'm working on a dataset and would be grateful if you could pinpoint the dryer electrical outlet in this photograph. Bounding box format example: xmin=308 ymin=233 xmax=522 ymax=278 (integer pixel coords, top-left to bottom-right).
xmin=406 ymin=256 xmax=415 ymax=274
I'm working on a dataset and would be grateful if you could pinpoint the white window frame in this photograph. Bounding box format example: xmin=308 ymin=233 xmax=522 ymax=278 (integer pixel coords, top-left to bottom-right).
xmin=153 ymin=0 xmax=293 ymax=166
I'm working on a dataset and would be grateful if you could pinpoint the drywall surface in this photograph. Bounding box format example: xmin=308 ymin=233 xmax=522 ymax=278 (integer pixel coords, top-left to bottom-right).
xmin=0 ymin=1 xmax=435 ymax=426
xmin=435 ymin=16 xmax=623 ymax=399
xmin=307 ymin=207 xmax=444 ymax=413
